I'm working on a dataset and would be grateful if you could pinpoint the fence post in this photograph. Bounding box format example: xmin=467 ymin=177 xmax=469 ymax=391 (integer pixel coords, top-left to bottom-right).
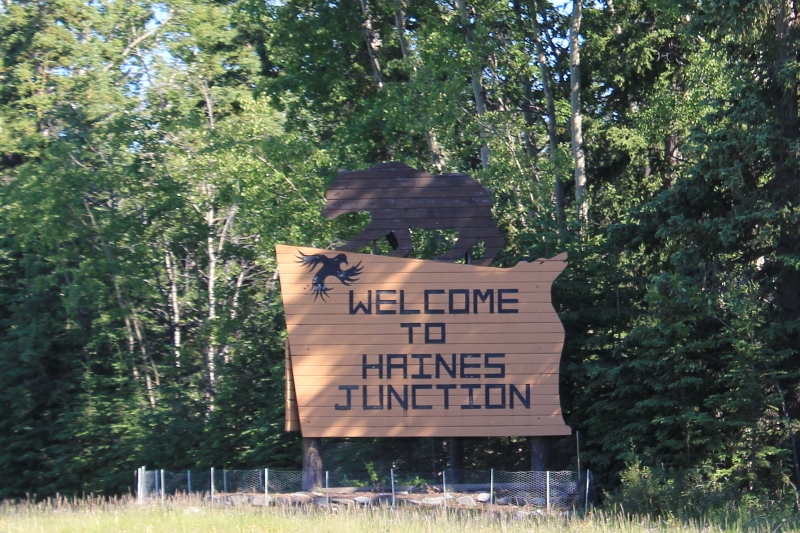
xmin=223 ymin=469 xmax=228 ymax=493
xmin=161 ymin=469 xmax=166 ymax=503
xmin=325 ymin=471 xmax=330 ymax=509
xmin=210 ymin=468 xmax=215 ymax=502
xmin=265 ymin=469 xmax=269 ymax=503
xmin=585 ymin=470 xmax=591 ymax=513
xmin=188 ymin=470 xmax=192 ymax=495
xmin=490 ymin=468 xmax=494 ymax=512
xmin=389 ymin=468 xmax=397 ymax=507
xmin=546 ymin=471 xmax=551 ymax=513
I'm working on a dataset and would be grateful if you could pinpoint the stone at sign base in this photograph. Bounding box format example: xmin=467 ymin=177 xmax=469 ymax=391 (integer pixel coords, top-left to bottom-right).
xmin=457 ymin=495 xmax=477 ymax=506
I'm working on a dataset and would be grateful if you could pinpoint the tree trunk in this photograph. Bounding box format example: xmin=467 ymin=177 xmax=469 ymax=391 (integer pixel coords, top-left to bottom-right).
xmin=359 ymin=0 xmax=385 ymax=89
xmin=532 ymin=7 xmax=567 ymax=238
xmin=448 ymin=437 xmax=464 ymax=483
xmin=531 ymin=436 xmax=548 ymax=471
xmin=165 ymin=250 xmax=182 ymax=367
xmin=205 ymin=202 xmax=218 ymax=409
xmin=455 ymin=0 xmax=490 ymax=168
xmin=83 ymin=199 xmax=158 ymax=407
xmin=302 ymin=437 xmax=324 ymax=491
xmin=395 ymin=1 xmax=446 ymax=170
xmin=570 ymin=0 xmax=587 ymax=224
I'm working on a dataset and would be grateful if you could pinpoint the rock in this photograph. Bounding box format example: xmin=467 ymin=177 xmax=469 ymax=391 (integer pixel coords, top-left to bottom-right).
xmin=403 ymin=498 xmax=422 ymax=506
xmin=331 ymin=498 xmax=355 ymax=506
xmin=421 ymin=496 xmax=446 ymax=505
xmin=272 ymin=495 xmax=292 ymax=506
xmin=456 ymin=496 xmax=476 ymax=507
xmin=226 ymin=494 xmax=251 ymax=505
xmin=250 ymin=495 xmax=273 ymax=506
xmin=313 ymin=497 xmax=330 ymax=507
xmin=354 ymin=496 xmax=373 ymax=505
xmin=290 ymin=493 xmax=313 ymax=505
xmin=495 ymin=496 xmax=510 ymax=505
xmin=476 ymin=492 xmax=491 ymax=503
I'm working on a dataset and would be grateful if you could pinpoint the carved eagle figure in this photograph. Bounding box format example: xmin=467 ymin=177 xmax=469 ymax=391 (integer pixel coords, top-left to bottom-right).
xmin=295 ymin=251 xmax=363 ymax=301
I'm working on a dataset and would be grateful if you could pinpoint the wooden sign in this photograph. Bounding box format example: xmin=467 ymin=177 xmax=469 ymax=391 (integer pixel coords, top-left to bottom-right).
xmin=321 ymin=162 xmax=505 ymax=266
xmin=276 ymin=245 xmax=571 ymax=438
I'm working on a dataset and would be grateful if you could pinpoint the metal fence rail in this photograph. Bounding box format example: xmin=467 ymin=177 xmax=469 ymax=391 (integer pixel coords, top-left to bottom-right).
xmin=136 ymin=466 xmax=593 ymax=510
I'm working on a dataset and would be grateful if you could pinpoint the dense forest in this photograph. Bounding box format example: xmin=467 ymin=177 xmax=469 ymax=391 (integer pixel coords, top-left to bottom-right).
xmin=1 ymin=0 xmax=799 ymax=513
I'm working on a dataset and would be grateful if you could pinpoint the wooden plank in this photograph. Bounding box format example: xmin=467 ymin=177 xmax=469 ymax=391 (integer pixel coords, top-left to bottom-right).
xmin=292 ymin=360 xmax=559 ymax=372
xmin=284 ymin=302 xmax=558 ymax=314
xmin=276 ymin=247 xmax=567 ymax=271
xmin=279 ymin=272 xmax=561 ymax=286
xmin=301 ymin=425 xmax=572 ymax=438
xmin=284 ymin=332 xmax=565 ymax=345
xmin=328 ymin=177 xmax=480 ymax=190
xmin=301 ymin=414 xmax=564 ymax=429
xmin=364 ymin=217 xmax=500 ymax=230
xmin=285 ymin=344 xmax=563 ymax=356
xmin=302 ymin=410 xmax=564 ymax=427
xmin=284 ymin=311 xmax=561 ymax=325
xmin=291 ymin=367 xmax=562 ymax=379
xmin=278 ymin=288 xmax=557 ymax=300
xmin=281 ymin=303 xmax=560 ymax=318
xmin=294 ymin=383 xmax=560 ymax=397
xmin=367 ymin=207 xmax=499 ymax=220
xmin=326 ymin=186 xmax=491 ymax=200
xmin=285 ymin=340 xmax=300 ymax=432
xmin=322 ymin=197 xmax=493 ymax=211
xmin=286 ymin=322 xmax=564 ymax=336
xmin=284 ymin=322 xmax=564 ymax=334
xmin=289 ymin=362 xmax=560 ymax=376
xmin=281 ymin=274 xmax=558 ymax=286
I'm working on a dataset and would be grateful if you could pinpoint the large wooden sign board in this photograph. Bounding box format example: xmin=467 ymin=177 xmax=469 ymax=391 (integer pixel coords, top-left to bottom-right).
xmin=276 ymin=245 xmax=571 ymax=438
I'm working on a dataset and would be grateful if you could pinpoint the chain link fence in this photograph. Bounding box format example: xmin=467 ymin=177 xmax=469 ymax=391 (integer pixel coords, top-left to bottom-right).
xmin=136 ymin=466 xmax=593 ymax=510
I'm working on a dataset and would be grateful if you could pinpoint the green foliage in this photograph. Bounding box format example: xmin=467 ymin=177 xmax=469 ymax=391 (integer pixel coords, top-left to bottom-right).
xmin=1 ymin=0 xmax=799 ymax=516
xmin=608 ymin=459 xmax=796 ymax=518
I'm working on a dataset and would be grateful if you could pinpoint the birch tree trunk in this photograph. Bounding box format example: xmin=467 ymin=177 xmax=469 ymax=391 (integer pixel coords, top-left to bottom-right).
xmin=359 ymin=0 xmax=385 ymax=89
xmin=570 ymin=0 xmax=587 ymax=224
xmin=165 ymin=250 xmax=182 ymax=368
xmin=532 ymin=8 xmax=567 ymax=238
xmin=83 ymin=199 xmax=159 ymax=408
xmin=395 ymin=1 xmax=446 ymax=171
xmin=455 ymin=0 xmax=490 ymax=168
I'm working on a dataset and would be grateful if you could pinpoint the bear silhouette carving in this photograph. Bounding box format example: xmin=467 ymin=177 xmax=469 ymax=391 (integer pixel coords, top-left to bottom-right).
xmin=321 ymin=162 xmax=505 ymax=266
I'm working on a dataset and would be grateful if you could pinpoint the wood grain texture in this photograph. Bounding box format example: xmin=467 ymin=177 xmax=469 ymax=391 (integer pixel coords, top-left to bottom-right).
xmin=284 ymin=340 xmax=301 ymax=432
xmin=320 ymin=162 xmax=505 ymax=266
xmin=289 ymin=362 xmax=561 ymax=377
xmin=277 ymin=245 xmax=571 ymax=438
xmin=303 ymin=424 xmax=572 ymax=438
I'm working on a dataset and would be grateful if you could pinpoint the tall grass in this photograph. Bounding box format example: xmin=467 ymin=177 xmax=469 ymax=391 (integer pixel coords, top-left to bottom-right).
xmin=0 ymin=494 xmax=795 ymax=533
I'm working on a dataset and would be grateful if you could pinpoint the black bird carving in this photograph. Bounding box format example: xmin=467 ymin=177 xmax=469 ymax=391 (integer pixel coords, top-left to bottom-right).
xmin=295 ymin=251 xmax=363 ymax=301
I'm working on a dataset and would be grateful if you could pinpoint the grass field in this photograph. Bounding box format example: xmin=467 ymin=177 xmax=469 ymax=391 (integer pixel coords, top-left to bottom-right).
xmin=0 ymin=495 xmax=795 ymax=533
